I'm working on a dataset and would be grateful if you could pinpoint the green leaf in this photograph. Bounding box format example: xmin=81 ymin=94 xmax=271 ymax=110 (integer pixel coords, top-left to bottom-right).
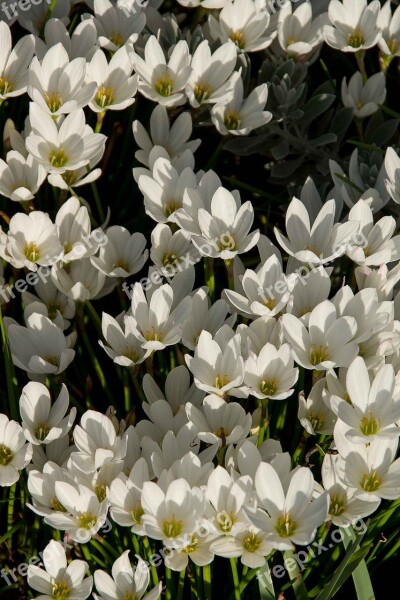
xmin=315 ymin=527 xmax=370 ymax=600
xmin=302 ymin=94 xmax=336 ymax=122
xmin=284 ymin=550 xmax=309 ymax=600
xmin=330 ymin=108 xmax=354 ymax=138
xmin=342 ymin=529 xmax=375 ymax=600
xmin=257 ymin=562 xmax=275 ymax=600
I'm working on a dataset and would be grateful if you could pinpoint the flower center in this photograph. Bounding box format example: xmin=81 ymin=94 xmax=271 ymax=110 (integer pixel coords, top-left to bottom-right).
xmin=360 ymin=471 xmax=381 ymax=493
xmin=110 ymin=31 xmax=124 ymax=47
xmin=124 ymin=348 xmax=139 ymax=362
xmin=243 ymin=532 xmax=262 ymax=552
xmin=162 ymin=252 xmax=178 ymax=267
xmin=359 ymin=413 xmax=379 ymax=437
xmin=35 ymin=423 xmax=50 ymax=442
xmin=78 ymin=511 xmax=97 ymax=529
xmin=181 ymin=535 xmax=198 ymax=553
xmin=348 ymin=29 xmax=365 ymax=48
xmin=264 ymin=297 xmax=276 ymax=310
xmin=95 ymin=482 xmax=107 ymax=502
xmin=286 ymin=37 xmax=298 ymax=47
xmin=229 ymin=31 xmax=245 ymax=49
xmin=329 ymin=494 xmax=347 ymax=517
xmin=49 ymin=148 xmax=68 ymax=168
xmin=24 ymin=243 xmax=40 ymax=262
xmin=96 ymin=85 xmax=115 ymax=108
xmin=218 ymin=511 xmax=235 ymax=533
xmin=0 ymin=77 xmax=13 ymax=95
xmin=155 ymin=73 xmax=174 ymax=97
xmin=113 ymin=258 xmax=129 ymax=271
xmin=52 ymin=579 xmax=70 ymax=599
xmin=310 ymin=345 xmax=330 ymax=366
xmin=145 ymin=328 xmax=163 ymax=342
xmin=164 ymin=201 xmax=181 ymax=217
xmin=386 ymin=38 xmax=399 ymax=55
xmin=45 ymin=91 xmax=62 ymax=113
xmin=215 ymin=374 xmax=230 ymax=389
xmin=163 ymin=515 xmax=183 ymax=538
xmin=0 ymin=445 xmax=13 ymax=466
xmin=130 ymin=503 xmax=144 ymax=524
xmin=51 ymin=497 xmax=67 ymax=512
xmin=194 ymin=82 xmax=211 ymax=104
xmin=303 ymin=244 xmax=321 ymax=256
xmin=224 ymin=111 xmax=241 ymax=131
xmin=308 ymin=412 xmax=325 ymax=432
xmin=259 ymin=378 xmax=278 ymax=397
xmin=275 ymin=512 xmax=297 ymax=538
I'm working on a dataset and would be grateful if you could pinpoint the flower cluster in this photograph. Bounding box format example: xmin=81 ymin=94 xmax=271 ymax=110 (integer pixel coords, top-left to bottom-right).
xmin=1 ymin=0 xmax=400 ymax=598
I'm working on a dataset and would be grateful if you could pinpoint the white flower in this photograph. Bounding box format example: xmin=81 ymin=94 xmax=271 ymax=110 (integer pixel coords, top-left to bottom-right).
xmin=26 ymin=104 xmax=107 ymax=174
xmin=100 ymin=313 xmax=151 ymax=367
xmin=91 ymin=226 xmax=147 ymax=278
xmin=36 ymin=18 xmax=98 ymax=61
xmin=5 ymin=211 xmax=62 ymax=271
xmin=286 ymin=265 xmax=331 ymax=321
xmin=216 ymin=0 xmax=274 ymax=52
xmin=281 ymin=300 xmax=358 ymax=371
xmin=72 ymin=409 xmax=127 ymax=473
xmin=186 ymin=394 xmax=252 ymax=448
xmin=131 ymin=36 xmax=191 ymax=107
xmin=244 ymin=342 xmax=298 ymax=400
xmin=87 ymin=47 xmax=138 ymax=113
xmin=192 ymin=186 xmax=260 ymax=260
xmin=27 ymin=540 xmax=93 ymax=599
xmin=187 ymin=40 xmax=237 ymax=108
xmin=278 ymin=1 xmax=328 ymax=60
xmin=83 ymin=0 xmax=145 ymax=52
xmin=109 ymin=458 xmax=150 ymax=534
xmin=321 ymin=452 xmax=380 ymax=526
xmin=182 ymin=290 xmax=235 ymax=351
xmin=224 ymin=254 xmax=291 ymax=318
xmin=206 ymin=466 xmax=252 ymax=535
xmin=138 ymin=156 xmax=196 ymax=224
xmin=150 ymin=223 xmax=195 ymax=278
xmin=323 ymin=0 xmax=381 ymax=52
xmin=0 ymin=150 xmax=46 ymax=202
xmin=377 ymin=0 xmax=400 ymax=57
xmin=248 ymin=463 xmax=329 ymax=549
xmin=341 ymin=72 xmax=386 ymax=118
xmin=6 ymin=312 xmax=76 ymax=377
xmin=178 ymin=0 xmax=226 ymax=7
xmin=325 ymin=357 xmax=400 ymax=443
xmin=141 ymin=478 xmax=205 ymax=546
xmin=185 ymin=327 xmax=245 ymax=397
xmin=0 ymin=22 xmax=35 ymax=101
xmin=211 ymin=526 xmax=272 ymax=568
xmin=56 ymin=196 xmax=103 ymax=263
xmin=355 ymin=263 xmax=400 ymax=301
xmin=133 ymin=105 xmax=200 ymax=167
xmin=44 ymin=481 xmax=109 ymax=542
xmin=346 ymin=199 xmax=400 ymax=266
xmin=94 ymin=551 xmax=162 ymax=600
xmin=20 ymin=382 xmax=76 ymax=445
xmin=385 ymin=146 xmax=400 ymax=204
xmin=17 ymin=0 xmax=70 ymax=36
xmin=129 ymin=282 xmax=192 ymax=352
xmin=0 ymin=414 xmax=32 ymax=486
xmin=28 ymin=43 xmax=97 ymax=116
xmin=22 ymin=274 xmax=76 ymax=329
xmin=274 ymin=197 xmax=360 ymax=265
xmin=335 ymin=434 xmax=400 ymax=501
xmin=211 ymin=74 xmax=272 ymax=136
xmin=51 ymin=258 xmax=107 ymax=301
xmin=298 ymin=378 xmax=337 ymax=435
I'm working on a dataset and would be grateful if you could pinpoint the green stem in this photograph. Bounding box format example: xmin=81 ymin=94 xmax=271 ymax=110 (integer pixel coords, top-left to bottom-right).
xmin=225 ymin=259 xmax=234 ymax=290
xmin=204 ymin=257 xmax=215 ymax=301
xmin=7 ymin=483 xmax=16 ymax=532
xmin=142 ymin=536 xmax=159 ymax=586
xmin=123 ymin=368 xmax=131 ymax=412
xmin=0 ymin=307 xmax=19 ymax=421
xmin=203 ymin=564 xmax=211 ymax=599
xmin=91 ymin=181 xmax=105 ymax=223
xmin=257 ymin=400 xmax=268 ymax=447
xmin=165 ymin=567 xmax=174 ymax=600
xmin=355 ymin=51 xmax=367 ymax=82
xmin=230 ymin=558 xmax=241 ymax=600
xmin=342 ymin=527 xmax=375 ymax=600
xmin=177 ymin=568 xmax=186 ymax=600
